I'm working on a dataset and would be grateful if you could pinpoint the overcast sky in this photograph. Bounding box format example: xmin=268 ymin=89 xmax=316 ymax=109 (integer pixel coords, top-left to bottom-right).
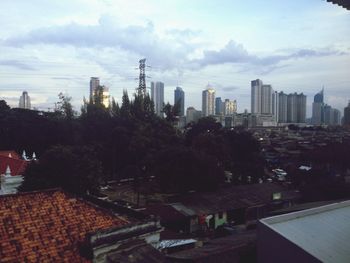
xmin=0 ymin=0 xmax=349 ymax=116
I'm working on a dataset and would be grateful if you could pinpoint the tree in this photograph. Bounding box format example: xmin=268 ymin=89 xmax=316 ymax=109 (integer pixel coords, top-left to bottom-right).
xmin=120 ymin=90 xmax=131 ymax=118
xmin=0 ymin=100 xmax=10 ymax=112
xmin=56 ymin=92 xmax=74 ymax=119
xmin=162 ymin=101 xmax=180 ymax=123
xmin=111 ymin=97 xmax=120 ymax=117
xmin=154 ymin=147 xmax=224 ymax=193
xmin=185 ymin=117 xmax=222 ymax=145
xmin=20 ymin=145 xmax=102 ymax=193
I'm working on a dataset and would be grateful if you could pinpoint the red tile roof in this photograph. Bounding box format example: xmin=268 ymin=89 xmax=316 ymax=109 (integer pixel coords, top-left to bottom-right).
xmin=0 ymin=189 xmax=129 ymax=262
xmin=0 ymin=155 xmax=27 ymax=176
xmin=0 ymin=151 xmax=21 ymax=160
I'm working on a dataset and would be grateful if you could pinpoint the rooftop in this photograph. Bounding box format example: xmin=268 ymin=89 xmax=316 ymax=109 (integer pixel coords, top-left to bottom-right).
xmin=0 ymin=154 xmax=27 ymax=176
xmin=260 ymin=200 xmax=350 ymax=263
xmin=0 ymin=189 xmax=128 ymax=262
xmin=171 ymin=183 xmax=299 ymax=215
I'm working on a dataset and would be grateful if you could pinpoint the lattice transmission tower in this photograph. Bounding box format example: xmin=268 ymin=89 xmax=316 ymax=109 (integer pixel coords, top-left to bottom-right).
xmin=137 ymin=58 xmax=147 ymax=96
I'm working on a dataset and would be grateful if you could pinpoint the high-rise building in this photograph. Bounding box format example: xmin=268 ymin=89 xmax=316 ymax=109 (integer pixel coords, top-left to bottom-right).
xmin=19 ymin=91 xmax=31 ymax=109
xmin=324 ymin=105 xmax=341 ymax=126
xmin=215 ymin=97 xmax=223 ymax=115
xmin=272 ymin=91 xmax=279 ymax=122
xmin=296 ymin=93 xmax=307 ymax=123
xmin=278 ymin=92 xmax=288 ymax=123
xmin=251 ymin=79 xmax=274 ymax=115
xmin=312 ymin=89 xmax=324 ymax=125
xmin=224 ymin=99 xmax=237 ymax=115
xmin=151 ymin=81 xmax=164 ymax=117
xmin=251 ymin=79 xmax=263 ymax=114
xmin=202 ymin=85 xmax=215 ymax=117
xmin=333 ymin=108 xmax=341 ymax=125
xmin=186 ymin=107 xmax=202 ymax=123
xmin=101 ymin=86 xmax=110 ymax=108
xmin=174 ymin=87 xmax=185 ymax=116
xmin=90 ymin=77 xmax=100 ymax=103
xmin=261 ymin=84 xmax=273 ymax=114
xmin=344 ymin=101 xmax=350 ymax=125
xmin=287 ymin=93 xmax=298 ymax=123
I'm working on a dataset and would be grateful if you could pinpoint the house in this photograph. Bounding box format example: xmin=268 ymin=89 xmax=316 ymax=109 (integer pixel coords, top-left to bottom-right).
xmin=258 ymin=200 xmax=350 ymax=263
xmin=167 ymin=183 xmax=300 ymax=231
xmin=144 ymin=204 xmax=197 ymax=233
xmin=0 ymin=188 xmax=162 ymax=262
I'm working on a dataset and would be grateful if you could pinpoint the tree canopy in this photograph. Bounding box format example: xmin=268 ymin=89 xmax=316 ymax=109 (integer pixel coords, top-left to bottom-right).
xmin=1 ymin=92 xmax=265 ymax=194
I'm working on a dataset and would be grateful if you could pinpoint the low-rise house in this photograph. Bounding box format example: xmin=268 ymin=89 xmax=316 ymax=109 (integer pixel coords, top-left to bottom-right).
xmin=164 ymin=183 xmax=300 ymax=232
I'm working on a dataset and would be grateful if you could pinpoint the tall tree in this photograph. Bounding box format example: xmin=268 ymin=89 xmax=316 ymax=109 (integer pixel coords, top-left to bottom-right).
xmin=120 ymin=90 xmax=131 ymax=118
xmin=56 ymin=92 xmax=74 ymax=119
xmin=111 ymin=97 xmax=120 ymax=117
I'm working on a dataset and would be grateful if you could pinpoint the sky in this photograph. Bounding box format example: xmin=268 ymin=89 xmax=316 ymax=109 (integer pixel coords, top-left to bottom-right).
xmin=0 ymin=0 xmax=349 ymax=116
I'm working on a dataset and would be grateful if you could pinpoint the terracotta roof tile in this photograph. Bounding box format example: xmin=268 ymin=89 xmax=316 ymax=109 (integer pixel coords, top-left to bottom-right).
xmin=0 ymin=189 xmax=129 ymax=262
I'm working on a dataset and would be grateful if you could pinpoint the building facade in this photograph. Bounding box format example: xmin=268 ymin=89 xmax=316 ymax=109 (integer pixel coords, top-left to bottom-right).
xmin=344 ymin=101 xmax=350 ymax=125
xmin=286 ymin=93 xmax=306 ymax=123
xmin=224 ymin=99 xmax=237 ymax=115
xmin=174 ymin=87 xmax=185 ymax=116
xmin=202 ymin=85 xmax=215 ymax=117
xmin=312 ymin=89 xmax=324 ymax=125
xmin=151 ymin=81 xmax=165 ymax=117
xmin=19 ymin=91 xmax=31 ymax=109
xmin=90 ymin=77 xmax=100 ymax=103
xmin=186 ymin=107 xmax=202 ymax=123
xmin=278 ymin=92 xmax=288 ymax=123
xmin=251 ymin=79 xmax=275 ymax=115
xmin=89 ymin=77 xmax=110 ymax=108
xmin=215 ymin=97 xmax=223 ymax=115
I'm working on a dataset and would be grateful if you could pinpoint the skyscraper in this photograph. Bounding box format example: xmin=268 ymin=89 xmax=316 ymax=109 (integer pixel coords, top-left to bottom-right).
xmin=312 ymin=89 xmax=324 ymax=125
xmin=333 ymin=108 xmax=341 ymax=125
xmin=101 ymin=86 xmax=110 ymax=108
xmin=272 ymin=91 xmax=279 ymax=122
xmin=89 ymin=77 xmax=110 ymax=108
xmin=202 ymin=85 xmax=215 ymax=117
xmin=151 ymin=81 xmax=164 ymax=117
xmin=296 ymin=93 xmax=307 ymax=123
xmin=251 ymin=79 xmax=263 ymax=114
xmin=224 ymin=99 xmax=237 ymax=115
xmin=278 ymin=92 xmax=288 ymax=123
xmin=324 ymin=105 xmax=341 ymax=126
xmin=344 ymin=101 xmax=350 ymax=125
xmin=90 ymin=77 xmax=100 ymax=103
xmin=19 ymin=91 xmax=31 ymax=109
xmin=287 ymin=93 xmax=297 ymax=123
xmin=174 ymin=87 xmax=185 ymax=116
xmin=251 ymin=79 xmax=274 ymax=115
xmin=215 ymin=97 xmax=223 ymax=115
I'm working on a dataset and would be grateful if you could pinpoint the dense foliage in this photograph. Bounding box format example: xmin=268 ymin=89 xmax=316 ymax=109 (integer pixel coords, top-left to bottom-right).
xmin=0 ymin=93 xmax=263 ymax=194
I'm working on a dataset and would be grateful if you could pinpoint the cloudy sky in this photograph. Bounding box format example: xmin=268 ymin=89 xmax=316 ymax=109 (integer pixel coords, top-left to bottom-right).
xmin=0 ymin=0 xmax=349 ymax=116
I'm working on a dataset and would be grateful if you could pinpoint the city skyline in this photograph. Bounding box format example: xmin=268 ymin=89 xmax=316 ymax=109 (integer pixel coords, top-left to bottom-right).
xmin=0 ymin=1 xmax=349 ymax=116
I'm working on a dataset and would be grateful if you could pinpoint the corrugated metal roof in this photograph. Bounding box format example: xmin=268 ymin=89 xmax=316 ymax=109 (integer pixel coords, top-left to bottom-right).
xmin=261 ymin=200 xmax=350 ymax=263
